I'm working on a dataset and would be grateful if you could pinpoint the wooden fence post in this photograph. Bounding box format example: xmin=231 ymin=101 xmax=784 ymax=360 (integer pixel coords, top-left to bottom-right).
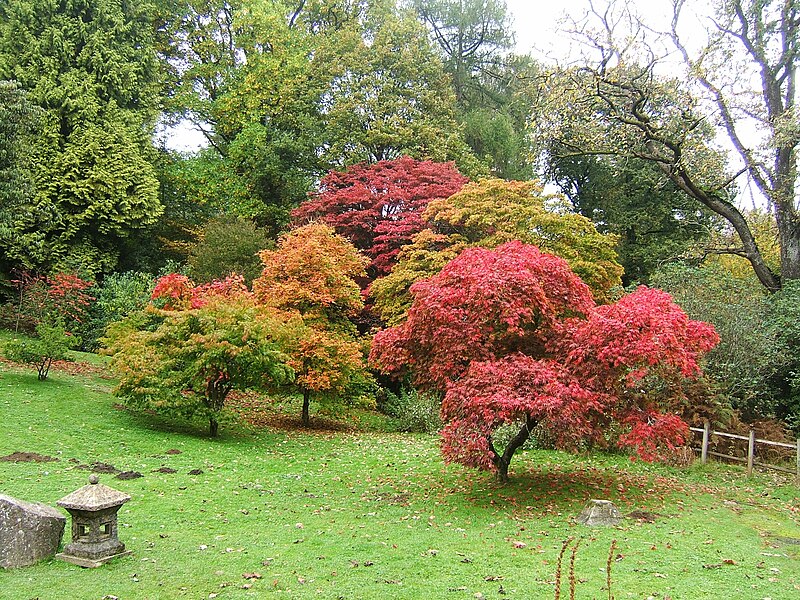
xmin=747 ymin=428 xmax=755 ymax=477
xmin=701 ymin=420 xmax=710 ymax=464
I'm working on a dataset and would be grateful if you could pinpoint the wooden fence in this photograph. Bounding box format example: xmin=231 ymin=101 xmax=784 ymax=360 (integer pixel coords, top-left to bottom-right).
xmin=690 ymin=422 xmax=800 ymax=483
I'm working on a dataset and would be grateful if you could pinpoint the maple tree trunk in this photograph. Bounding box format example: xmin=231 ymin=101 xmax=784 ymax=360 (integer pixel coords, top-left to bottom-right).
xmin=209 ymin=416 xmax=219 ymax=437
xmin=205 ymin=378 xmax=229 ymax=438
xmin=494 ymin=415 xmax=537 ymax=484
xmin=37 ymin=357 xmax=51 ymax=381
xmin=302 ymin=389 xmax=310 ymax=427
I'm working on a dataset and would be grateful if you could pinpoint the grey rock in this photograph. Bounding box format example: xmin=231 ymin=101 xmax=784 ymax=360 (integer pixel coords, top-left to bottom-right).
xmin=577 ymin=499 xmax=622 ymax=526
xmin=0 ymin=494 xmax=66 ymax=568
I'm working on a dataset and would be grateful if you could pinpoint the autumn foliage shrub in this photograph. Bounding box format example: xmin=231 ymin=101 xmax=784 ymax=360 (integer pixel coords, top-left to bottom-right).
xmin=104 ymin=292 xmax=292 ymax=437
xmin=371 ymin=242 xmax=718 ymax=481
xmin=253 ymin=224 xmax=374 ymax=425
xmin=5 ymin=320 xmax=80 ymax=380
xmin=105 ymin=225 xmax=374 ymax=434
xmin=2 ymin=271 xmax=93 ymax=379
xmin=2 ymin=271 xmax=94 ymax=334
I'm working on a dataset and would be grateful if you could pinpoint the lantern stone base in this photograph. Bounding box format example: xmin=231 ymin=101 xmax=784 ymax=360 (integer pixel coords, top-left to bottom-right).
xmin=55 ymin=549 xmax=132 ymax=568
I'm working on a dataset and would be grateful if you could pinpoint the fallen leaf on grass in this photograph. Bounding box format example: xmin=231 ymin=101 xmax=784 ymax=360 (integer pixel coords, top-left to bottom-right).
xmin=242 ymin=573 xmax=262 ymax=580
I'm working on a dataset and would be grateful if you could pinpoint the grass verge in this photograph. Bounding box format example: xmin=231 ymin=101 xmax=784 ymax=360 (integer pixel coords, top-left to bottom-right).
xmin=0 ymin=359 xmax=798 ymax=599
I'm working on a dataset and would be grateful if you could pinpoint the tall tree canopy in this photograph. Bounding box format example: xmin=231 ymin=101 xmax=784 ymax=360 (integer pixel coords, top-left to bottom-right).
xmin=314 ymin=3 xmax=483 ymax=173
xmin=156 ymin=0 xmax=322 ymax=234
xmin=547 ymin=153 xmax=717 ymax=285
xmin=0 ymin=80 xmax=40 ymax=278
xmin=0 ymin=0 xmax=163 ymax=276
xmin=371 ymin=242 xmax=718 ymax=481
xmin=540 ymin=0 xmax=800 ymax=290
xmin=408 ymin=0 xmax=513 ymax=103
xmin=157 ymin=0 xmax=483 ymax=234
xmin=410 ymin=0 xmax=535 ymax=179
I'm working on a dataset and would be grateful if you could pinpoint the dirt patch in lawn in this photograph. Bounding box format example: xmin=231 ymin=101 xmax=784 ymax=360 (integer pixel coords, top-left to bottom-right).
xmin=0 ymin=451 xmax=59 ymax=463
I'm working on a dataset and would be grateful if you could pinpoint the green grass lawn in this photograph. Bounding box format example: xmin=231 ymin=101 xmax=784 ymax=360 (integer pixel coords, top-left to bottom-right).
xmin=0 ymin=356 xmax=798 ymax=599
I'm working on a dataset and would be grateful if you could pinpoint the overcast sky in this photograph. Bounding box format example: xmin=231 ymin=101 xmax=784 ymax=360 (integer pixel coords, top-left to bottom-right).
xmin=505 ymin=0 xmax=580 ymax=59
xmin=505 ymin=0 xmax=684 ymax=61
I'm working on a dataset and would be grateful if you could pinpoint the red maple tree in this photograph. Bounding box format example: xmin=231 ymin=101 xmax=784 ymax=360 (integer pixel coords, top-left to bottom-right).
xmin=370 ymin=242 xmax=719 ymax=481
xmin=292 ymin=156 xmax=468 ymax=278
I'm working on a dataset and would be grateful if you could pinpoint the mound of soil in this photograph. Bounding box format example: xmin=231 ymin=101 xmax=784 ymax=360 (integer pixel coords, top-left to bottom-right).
xmin=153 ymin=467 xmax=177 ymax=474
xmin=0 ymin=451 xmax=58 ymax=463
xmin=75 ymin=461 xmax=120 ymax=473
xmin=627 ymin=510 xmax=660 ymax=523
xmin=187 ymin=469 xmax=204 ymax=475
xmin=165 ymin=448 xmax=182 ymax=455
xmin=116 ymin=471 xmax=143 ymax=480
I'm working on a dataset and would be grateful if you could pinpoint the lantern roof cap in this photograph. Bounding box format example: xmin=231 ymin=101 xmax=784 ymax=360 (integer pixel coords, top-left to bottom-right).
xmin=57 ymin=475 xmax=131 ymax=511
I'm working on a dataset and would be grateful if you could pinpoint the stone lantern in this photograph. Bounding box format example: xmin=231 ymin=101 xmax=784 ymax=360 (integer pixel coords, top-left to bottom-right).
xmin=55 ymin=475 xmax=132 ymax=567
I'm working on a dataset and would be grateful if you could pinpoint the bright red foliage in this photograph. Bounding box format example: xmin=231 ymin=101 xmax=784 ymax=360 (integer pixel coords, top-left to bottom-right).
xmin=292 ymin=157 xmax=468 ymax=277
xmin=152 ymin=273 xmax=253 ymax=311
xmin=370 ymin=241 xmax=595 ymax=390
xmin=151 ymin=273 xmax=194 ymax=310
xmin=370 ymin=243 xmax=719 ymax=481
xmin=47 ymin=273 xmax=95 ymax=321
xmin=10 ymin=271 xmax=95 ymax=331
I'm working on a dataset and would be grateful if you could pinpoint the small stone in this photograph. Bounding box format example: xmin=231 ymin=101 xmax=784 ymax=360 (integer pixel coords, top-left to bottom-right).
xmin=577 ymin=499 xmax=622 ymax=526
xmin=0 ymin=494 xmax=66 ymax=568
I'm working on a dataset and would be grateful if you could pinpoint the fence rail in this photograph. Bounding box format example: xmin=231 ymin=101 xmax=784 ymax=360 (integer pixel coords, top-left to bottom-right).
xmin=689 ymin=422 xmax=800 ymax=483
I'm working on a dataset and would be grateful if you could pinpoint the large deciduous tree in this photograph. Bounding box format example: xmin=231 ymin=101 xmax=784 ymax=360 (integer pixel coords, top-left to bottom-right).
xmin=546 ymin=152 xmax=718 ymax=286
xmin=542 ymin=0 xmax=800 ymax=291
xmin=409 ymin=0 xmax=513 ymax=104
xmin=292 ymin=157 xmax=469 ymax=278
xmin=312 ymin=2 xmax=483 ymax=174
xmin=157 ymin=0 xmax=322 ymax=234
xmin=0 ymin=0 xmax=163 ymax=276
xmin=370 ymin=242 xmax=718 ymax=481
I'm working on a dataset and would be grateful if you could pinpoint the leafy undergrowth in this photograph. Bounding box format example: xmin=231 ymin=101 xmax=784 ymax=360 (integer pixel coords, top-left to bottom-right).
xmin=0 ymin=359 xmax=798 ymax=600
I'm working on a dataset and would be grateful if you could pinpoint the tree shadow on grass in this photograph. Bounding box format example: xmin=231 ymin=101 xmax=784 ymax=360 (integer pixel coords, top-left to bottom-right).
xmin=110 ymin=403 xmax=247 ymax=443
xmin=440 ymin=461 xmax=688 ymax=516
